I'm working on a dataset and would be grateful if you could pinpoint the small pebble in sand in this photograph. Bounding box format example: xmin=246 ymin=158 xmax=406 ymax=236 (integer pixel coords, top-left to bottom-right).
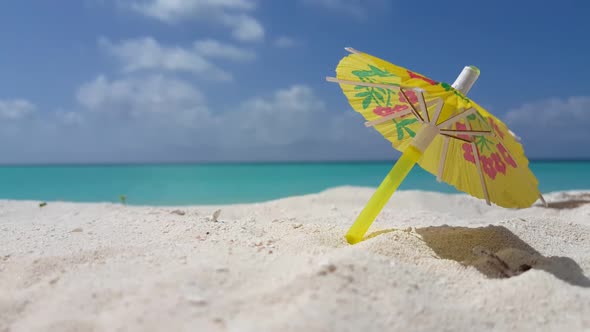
xmin=171 ymin=209 xmax=186 ymax=216
xmin=213 ymin=318 xmax=225 ymax=327
xmin=318 ymin=263 xmax=337 ymax=276
xmin=70 ymin=228 xmax=83 ymax=233
xmin=186 ymin=296 xmax=208 ymax=306
xmin=292 ymin=223 xmax=303 ymax=229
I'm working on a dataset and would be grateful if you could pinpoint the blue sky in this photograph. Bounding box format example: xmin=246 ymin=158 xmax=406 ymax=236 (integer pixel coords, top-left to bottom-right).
xmin=1 ymin=0 xmax=589 ymax=163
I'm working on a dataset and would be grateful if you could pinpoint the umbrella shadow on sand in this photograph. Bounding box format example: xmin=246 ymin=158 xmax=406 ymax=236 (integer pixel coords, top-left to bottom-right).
xmin=370 ymin=225 xmax=590 ymax=287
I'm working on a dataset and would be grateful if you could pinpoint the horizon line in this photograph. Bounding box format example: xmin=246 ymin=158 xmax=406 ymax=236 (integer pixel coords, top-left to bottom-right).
xmin=1 ymin=158 xmax=590 ymax=167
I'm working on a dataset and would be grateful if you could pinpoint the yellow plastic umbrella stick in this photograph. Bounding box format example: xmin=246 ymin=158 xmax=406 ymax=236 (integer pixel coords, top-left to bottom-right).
xmin=345 ymin=145 xmax=423 ymax=244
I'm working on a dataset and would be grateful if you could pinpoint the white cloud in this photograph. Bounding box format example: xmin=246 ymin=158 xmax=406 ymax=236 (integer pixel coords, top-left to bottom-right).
xmin=504 ymin=96 xmax=590 ymax=158
xmin=76 ymin=75 xmax=209 ymax=124
xmin=505 ymin=96 xmax=589 ymax=129
xmin=302 ymin=0 xmax=365 ymax=18
xmin=193 ymin=39 xmax=256 ymax=61
xmin=0 ymin=78 xmax=391 ymax=163
xmin=99 ymin=37 xmax=233 ymax=81
xmin=225 ymin=14 xmax=264 ymax=42
xmin=0 ymin=99 xmax=36 ymax=119
xmin=301 ymin=0 xmax=387 ymax=19
xmin=76 ymin=80 xmax=344 ymax=148
xmin=128 ymin=0 xmax=264 ymax=42
xmin=130 ymin=0 xmax=255 ymax=21
xmin=273 ymin=36 xmax=297 ymax=48
xmin=233 ymin=85 xmax=326 ymax=146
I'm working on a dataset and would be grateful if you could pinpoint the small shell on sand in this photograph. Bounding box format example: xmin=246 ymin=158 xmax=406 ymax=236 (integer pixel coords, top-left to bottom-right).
xmin=211 ymin=209 xmax=221 ymax=222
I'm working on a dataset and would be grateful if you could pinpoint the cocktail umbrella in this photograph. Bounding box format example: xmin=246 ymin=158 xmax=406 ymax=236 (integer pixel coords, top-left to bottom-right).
xmin=326 ymin=48 xmax=545 ymax=244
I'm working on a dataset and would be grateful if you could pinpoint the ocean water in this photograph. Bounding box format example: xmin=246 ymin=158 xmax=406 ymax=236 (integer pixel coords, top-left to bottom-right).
xmin=0 ymin=161 xmax=588 ymax=205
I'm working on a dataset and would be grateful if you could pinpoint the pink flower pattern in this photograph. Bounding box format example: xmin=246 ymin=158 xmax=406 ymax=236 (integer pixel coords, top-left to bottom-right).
xmin=407 ymin=70 xmax=438 ymax=85
xmin=462 ymin=144 xmax=475 ymax=164
xmin=497 ymin=143 xmax=517 ymax=168
xmin=455 ymin=122 xmax=475 ymax=163
xmin=488 ymin=118 xmax=504 ymax=139
xmin=491 ymin=153 xmax=506 ymax=175
xmin=373 ymin=104 xmax=409 ymax=117
xmin=480 ymin=155 xmax=497 ymax=180
xmin=399 ymin=89 xmax=418 ymax=104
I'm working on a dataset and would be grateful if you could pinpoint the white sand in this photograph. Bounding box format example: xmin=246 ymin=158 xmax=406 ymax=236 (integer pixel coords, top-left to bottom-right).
xmin=1 ymin=188 xmax=589 ymax=332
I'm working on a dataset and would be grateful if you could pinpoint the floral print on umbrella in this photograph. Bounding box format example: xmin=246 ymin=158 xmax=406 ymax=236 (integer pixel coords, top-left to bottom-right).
xmin=455 ymin=118 xmax=519 ymax=180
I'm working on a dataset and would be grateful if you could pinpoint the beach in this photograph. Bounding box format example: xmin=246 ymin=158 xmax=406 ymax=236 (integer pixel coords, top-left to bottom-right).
xmin=1 ymin=187 xmax=589 ymax=331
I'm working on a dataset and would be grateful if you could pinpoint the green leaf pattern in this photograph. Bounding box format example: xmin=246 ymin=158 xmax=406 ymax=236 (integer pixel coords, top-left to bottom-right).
xmin=393 ymin=118 xmax=419 ymax=140
xmin=475 ymin=135 xmax=494 ymax=152
xmin=352 ymin=65 xmax=397 ymax=109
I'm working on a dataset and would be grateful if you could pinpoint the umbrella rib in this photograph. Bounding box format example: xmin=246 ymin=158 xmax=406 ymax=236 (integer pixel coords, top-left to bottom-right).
xmin=440 ymin=133 xmax=473 ymax=143
xmin=364 ymin=99 xmax=441 ymax=127
xmin=416 ymin=89 xmax=430 ymax=123
xmin=475 ymin=112 xmax=494 ymax=132
xmin=436 ymin=109 xmax=453 ymax=182
xmin=465 ymin=120 xmax=491 ymax=205
xmin=325 ymin=77 xmax=409 ymax=90
xmin=431 ymin=98 xmax=444 ymax=124
xmin=437 ymin=136 xmax=450 ymax=182
xmin=539 ymin=194 xmax=548 ymax=208
xmin=364 ymin=109 xmax=413 ymax=127
xmin=440 ymin=129 xmax=493 ymax=136
xmin=399 ymin=88 xmax=424 ymax=123
xmin=345 ymin=47 xmax=362 ymax=54
xmin=473 ymin=146 xmax=491 ymax=206
xmin=436 ymin=108 xmax=476 ymax=128
xmin=508 ymin=129 xmax=522 ymax=142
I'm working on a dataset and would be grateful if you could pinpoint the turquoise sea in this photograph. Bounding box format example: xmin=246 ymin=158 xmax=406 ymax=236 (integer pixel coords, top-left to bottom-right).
xmin=0 ymin=161 xmax=588 ymax=205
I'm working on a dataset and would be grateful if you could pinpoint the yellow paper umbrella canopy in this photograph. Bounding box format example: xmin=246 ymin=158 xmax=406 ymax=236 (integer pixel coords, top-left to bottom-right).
xmin=329 ymin=48 xmax=542 ymax=216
